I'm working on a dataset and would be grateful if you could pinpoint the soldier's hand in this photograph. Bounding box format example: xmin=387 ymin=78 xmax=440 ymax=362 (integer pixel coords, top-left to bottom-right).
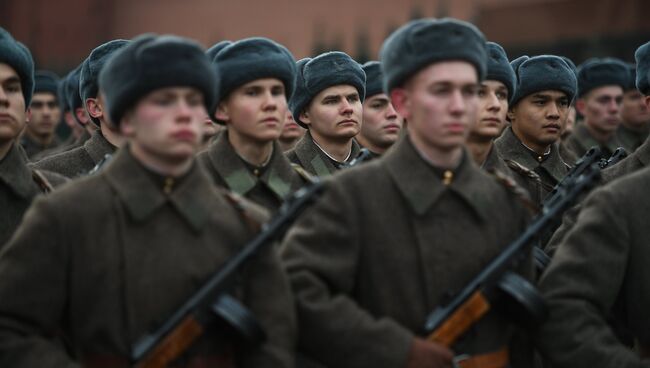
xmin=405 ymin=337 xmax=454 ymax=368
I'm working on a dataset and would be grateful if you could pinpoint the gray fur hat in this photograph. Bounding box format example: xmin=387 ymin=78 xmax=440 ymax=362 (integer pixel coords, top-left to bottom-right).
xmin=635 ymin=41 xmax=650 ymax=95
xmin=576 ymin=57 xmax=630 ymax=97
xmin=510 ymin=55 xmax=577 ymax=107
xmin=99 ymin=34 xmax=218 ymax=127
xmin=80 ymin=39 xmax=130 ymax=126
xmin=379 ymin=18 xmax=487 ymax=93
xmin=485 ymin=42 xmax=516 ymax=103
xmin=34 ymin=70 xmax=59 ymax=96
xmin=214 ymin=37 xmax=296 ymax=104
xmin=362 ymin=61 xmax=384 ymax=98
xmin=0 ymin=27 xmax=34 ymax=108
xmin=289 ymin=51 xmax=366 ymax=128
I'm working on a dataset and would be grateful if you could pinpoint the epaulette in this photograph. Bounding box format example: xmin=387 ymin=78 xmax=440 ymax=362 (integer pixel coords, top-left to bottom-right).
xmin=290 ymin=163 xmax=318 ymax=184
xmin=504 ymin=159 xmax=541 ymax=181
xmin=222 ymin=190 xmax=264 ymax=233
xmin=31 ymin=169 xmax=54 ymax=194
xmin=487 ymin=168 xmax=539 ymax=214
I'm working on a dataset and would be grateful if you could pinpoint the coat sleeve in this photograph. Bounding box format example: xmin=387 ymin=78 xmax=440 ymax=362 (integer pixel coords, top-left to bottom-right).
xmin=534 ymin=186 xmax=649 ymax=368
xmin=0 ymin=197 xmax=78 ymax=367
xmin=280 ymin=180 xmax=413 ymax=368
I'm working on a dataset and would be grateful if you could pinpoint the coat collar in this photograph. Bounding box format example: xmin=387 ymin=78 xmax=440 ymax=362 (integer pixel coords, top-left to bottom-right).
xmin=103 ymin=147 xmax=213 ymax=232
xmin=291 ymin=131 xmax=361 ymax=177
xmin=206 ymin=132 xmax=298 ymax=200
xmin=495 ymin=126 xmax=568 ymax=182
xmin=84 ymin=130 xmax=117 ymax=164
xmin=0 ymin=143 xmax=39 ymax=199
xmin=383 ymin=136 xmax=491 ymax=221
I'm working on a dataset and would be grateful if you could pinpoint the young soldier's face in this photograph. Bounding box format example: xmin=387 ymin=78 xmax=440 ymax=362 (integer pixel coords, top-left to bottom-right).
xmin=392 ymin=61 xmax=479 ymax=152
xmin=217 ymin=78 xmax=286 ymax=143
xmin=281 ymin=111 xmax=305 ymax=140
xmin=471 ymin=80 xmax=508 ymax=139
xmin=121 ymin=87 xmax=206 ymax=162
xmin=360 ymin=93 xmax=403 ymax=149
xmin=621 ymin=89 xmax=650 ymax=128
xmin=0 ymin=63 xmax=27 ymax=144
xmin=28 ymin=92 xmax=60 ymax=137
xmin=301 ymin=84 xmax=362 ymax=141
xmin=509 ymin=90 xmax=569 ymax=149
xmin=576 ymin=85 xmax=623 ymax=134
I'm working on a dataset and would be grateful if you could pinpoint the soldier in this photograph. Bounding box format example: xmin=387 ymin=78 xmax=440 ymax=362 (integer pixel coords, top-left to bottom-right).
xmin=32 ymin=40 xmax=129 ymax=178
xmin=0 ymin=34 xmax=295 ymax=367
xmin=281 ymin=18 xmax=532 ymax=368
xmin=563 ymin=58 xmax=629 ymax=158
xmin=466 ymin=42 xmax=515 ymax=171
xmin=355 ymin=61 xmax=403 ymax=158
xmin=278 ymin=111 xmax=305 ymax=152
xmin=197 ymin=37 xmax=307 ymax=212
xmin=285 ymin=51 xmax=365 ymax=176
xmin=0 ymin=28 xmax=67 ymax=246
xmin=534 ymin=42 xmax=650 ymax=368
xmin=20 ymin=70 xmax=62 ymax=159
xmin=30 ymin=67 xmax=93 ymax=160
xmin=494 ymin=55 xmax=576 ymax=204
xmin=616 ymin=63 xmax=650 ymax=153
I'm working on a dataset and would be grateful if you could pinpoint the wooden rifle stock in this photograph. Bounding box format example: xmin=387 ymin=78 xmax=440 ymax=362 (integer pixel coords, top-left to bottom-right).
xmin=427 ymin=291 xmax=490 ymax=347
xmin=130 ymin=181 xmax=326 ymax=367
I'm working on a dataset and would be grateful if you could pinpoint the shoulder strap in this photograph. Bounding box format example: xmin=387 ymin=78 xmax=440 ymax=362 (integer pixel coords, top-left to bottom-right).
xmin=31 ymin=169 xmax=54 ymax=194
xmin=504 ymin=159 xmax=541 ymax=181
xmin=487 ymin=168 xmax=539 ymax=214
xmin=291 ymin=163 xmax=318 ymax=184
xmin=223 ymin=191 xmax=263 ymax=233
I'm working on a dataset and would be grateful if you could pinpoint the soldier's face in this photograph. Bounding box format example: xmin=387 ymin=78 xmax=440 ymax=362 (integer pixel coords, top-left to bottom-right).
xmin=301 ymin=85 xmax=362 ymax=141
xmin=360 ymin=93 xmax=403 ymax=149
xmin=621 ymin=89 xmax=650 ymax=128
xmin=28 ymin=92 xmax=60 ymax=137
xmin=392 ymin=61 xmax=479 ymax=152
xmin=0 ymin=63 xmax=27 ymax=145
xmin=121 ymin=87 xmax=206 ymax=162
xmin=216 ymin=78 xmax=287 ymax=143
xmin=281 ymin=111 xmax=305 ymax=140
xmin=576 ymin=85 xmax=623 ymax=134
xmin=471 ymin=80 xmax=508 ymax=139
xmin=509 ymin=90 xmax=568 ymax=149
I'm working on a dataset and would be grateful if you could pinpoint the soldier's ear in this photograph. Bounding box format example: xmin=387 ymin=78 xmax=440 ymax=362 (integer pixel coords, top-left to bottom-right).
xmin=575 ymin=98 xmax=587 ymax=116
xmin=507 ymin=108 xmax=516 ymax=123
xmin=645 ymin=96 xmax=650 ymax=109
xmin=25 ymin=107 xmax=31 ymax=123
xmin=86 ymin=98 xmax=103 ymax=119
xmin=214 ymin=102 xmax=229 ymax=123
xmin=390 ymin=88 xmax=411 ymax=120
xmin=120 ymin=111 xmax=135 ymax=137
xmin=299 ymin=109 xmax=312 ymax=126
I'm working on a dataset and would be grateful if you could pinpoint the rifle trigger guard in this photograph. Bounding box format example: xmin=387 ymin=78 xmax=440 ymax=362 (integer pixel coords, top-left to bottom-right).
xmin=211 ymin=294 xmax=267 ymax=345
xmin=496 ymin=272 xmax=548 ymax=329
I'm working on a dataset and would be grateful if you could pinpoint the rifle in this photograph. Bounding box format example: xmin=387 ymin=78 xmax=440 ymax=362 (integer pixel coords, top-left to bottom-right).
xmin=423 ymin=163 xmax=601 ymax=347
xmin=598 ymin=147 xmax=627 ymax=170
xmin=542 ymin=146 xmax=602 ymax=207
xmin=131 ymin=180 xmax=326 ymax=367
xmin=343 ymin=148 xmax=373 ymax=168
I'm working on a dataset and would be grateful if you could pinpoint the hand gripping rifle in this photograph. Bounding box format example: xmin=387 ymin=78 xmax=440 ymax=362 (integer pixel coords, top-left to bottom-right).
xmin=131 ymin=181 xmax=326 ymax=367
xmin=423 ymin=163 xmax=601 ymax=347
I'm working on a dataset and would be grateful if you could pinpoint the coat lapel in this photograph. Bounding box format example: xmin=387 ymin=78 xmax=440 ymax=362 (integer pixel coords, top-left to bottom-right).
xmin=0 ymin=143 xmax=39 ymax=199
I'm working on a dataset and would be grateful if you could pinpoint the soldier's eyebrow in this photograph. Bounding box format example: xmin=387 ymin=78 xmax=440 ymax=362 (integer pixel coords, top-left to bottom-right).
xmin=1 ymin=76 xmax=21 ymax=85
xmin=531 ymin=93 xmax=551 ymax=100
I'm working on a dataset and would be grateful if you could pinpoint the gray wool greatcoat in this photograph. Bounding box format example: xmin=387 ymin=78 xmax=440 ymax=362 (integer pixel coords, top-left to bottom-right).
xmin=494 ymin=126 xmax=570 ymax=205
xmin=285 ymin=131 xmax=361 ymax=177
xmin=0 ymin=147 xmax=295 ymax=368
xmin=31 ymin=129 xmax=116 ymax=178
xmin=197 ymin=131 xmax=307 ymax=213
xmin=280 ymin=136 xmax=532 ymax=368
xmin=545 ymin=136 xmax=650 ymax=256
xmin=0 ymin=143 xmax=67 ymax=247
xmin=535 ymin=165 xmax=650 ymax=368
